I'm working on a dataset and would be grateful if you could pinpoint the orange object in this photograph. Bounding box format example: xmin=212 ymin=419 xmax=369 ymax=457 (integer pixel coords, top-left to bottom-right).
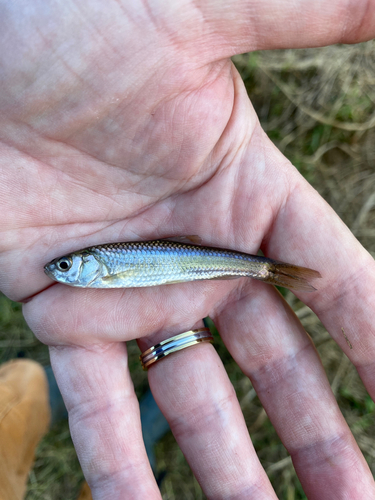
xmin=77 ymin=481 xmax=93 ymax=500
xmin=0 ymin=359 xmax=50 ymax=500
xmin=0 ymin=358 xmax=93 ymax=500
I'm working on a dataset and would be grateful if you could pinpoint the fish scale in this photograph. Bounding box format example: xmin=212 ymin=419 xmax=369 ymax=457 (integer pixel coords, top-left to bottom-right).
xmin=90 ymin=242 xmax=259 ymax=284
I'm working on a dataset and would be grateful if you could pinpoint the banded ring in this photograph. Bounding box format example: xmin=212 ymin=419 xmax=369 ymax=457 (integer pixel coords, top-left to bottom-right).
xmin=140 ymin=328 xmax=214 ymax=370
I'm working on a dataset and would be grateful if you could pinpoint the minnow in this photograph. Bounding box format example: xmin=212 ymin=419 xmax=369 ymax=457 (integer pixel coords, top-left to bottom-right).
xmin=44 ymin=239 xmax=321 ymax=291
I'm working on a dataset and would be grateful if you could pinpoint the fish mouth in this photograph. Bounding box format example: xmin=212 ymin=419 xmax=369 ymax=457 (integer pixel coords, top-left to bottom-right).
xmin=44 ymin=263 xmax=57 ymax=281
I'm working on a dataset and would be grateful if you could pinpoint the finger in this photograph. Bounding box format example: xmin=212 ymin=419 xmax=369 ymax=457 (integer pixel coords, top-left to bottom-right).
xmin=263 ymin=164 xmax=375 ymax=400
xmin=49 ymin=342 xmax=161 ymax=500
xmin=188 ymin=0 xmax=375 ymax=59
xmin=138 ymin=328 xmax=278 ymax=499
xmin=23 ymin=279 xmax=236 ymax=345
xmin=213 ymin=280 xmax=375 ymax=499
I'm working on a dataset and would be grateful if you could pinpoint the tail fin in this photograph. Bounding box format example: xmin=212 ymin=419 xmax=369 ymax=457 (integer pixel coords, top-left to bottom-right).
xmin=266 ymin=263 xmax=322 ymax=292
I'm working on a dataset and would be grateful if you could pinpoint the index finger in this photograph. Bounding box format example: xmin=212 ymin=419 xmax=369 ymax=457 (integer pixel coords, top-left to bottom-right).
xmin=267 ymin=165 xmax=375 ymax=396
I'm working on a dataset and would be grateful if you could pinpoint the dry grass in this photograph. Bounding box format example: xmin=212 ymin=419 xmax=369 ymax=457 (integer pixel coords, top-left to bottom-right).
xmin=0 ymin=40 xmax=374 ymax=499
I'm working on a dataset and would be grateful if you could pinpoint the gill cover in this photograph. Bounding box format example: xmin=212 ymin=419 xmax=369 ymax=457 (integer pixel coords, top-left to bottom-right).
xmin=44 ymin=252 xmax=104 ymax=287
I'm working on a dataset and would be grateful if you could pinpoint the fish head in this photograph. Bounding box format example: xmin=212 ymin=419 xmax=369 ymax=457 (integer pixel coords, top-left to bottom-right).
xmin=44 ymin=251 xmax=105 ymax=287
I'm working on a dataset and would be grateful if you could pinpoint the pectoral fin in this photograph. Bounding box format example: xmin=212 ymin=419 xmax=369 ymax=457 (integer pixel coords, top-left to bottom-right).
xmin=101 ymin=271 xmax=129 ymax=281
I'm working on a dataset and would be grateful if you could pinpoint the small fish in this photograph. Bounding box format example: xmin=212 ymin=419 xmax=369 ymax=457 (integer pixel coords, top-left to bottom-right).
xmin=44 ymin=239 xmax=321 ymax=291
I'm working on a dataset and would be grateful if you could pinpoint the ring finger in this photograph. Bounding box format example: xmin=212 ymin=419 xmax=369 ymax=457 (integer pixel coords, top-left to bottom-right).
xmin=138 ymin=322 xmax=278 ymax=499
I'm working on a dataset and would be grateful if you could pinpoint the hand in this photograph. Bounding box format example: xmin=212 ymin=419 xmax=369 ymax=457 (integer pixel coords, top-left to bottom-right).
xmin=1 ymin=1 xmax=375 ymax=498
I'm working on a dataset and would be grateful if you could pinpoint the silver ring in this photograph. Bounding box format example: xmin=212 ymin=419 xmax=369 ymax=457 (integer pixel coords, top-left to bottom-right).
xmin=140 ymin=328 xmax=214 ymax=370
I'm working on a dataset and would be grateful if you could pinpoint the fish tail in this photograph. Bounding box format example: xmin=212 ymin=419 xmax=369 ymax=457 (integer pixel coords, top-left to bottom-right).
xmin=265 ymin=262 xmax=322 ymax=292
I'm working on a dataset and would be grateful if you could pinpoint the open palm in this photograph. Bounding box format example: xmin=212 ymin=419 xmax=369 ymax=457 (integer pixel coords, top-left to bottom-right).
xmin=2 ymin=1 xmax=375 ymax=498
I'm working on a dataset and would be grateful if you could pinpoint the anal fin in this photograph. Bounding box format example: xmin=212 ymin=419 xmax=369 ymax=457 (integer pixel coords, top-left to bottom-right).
xmin=207 ymin=275 xmax=242 ymax=281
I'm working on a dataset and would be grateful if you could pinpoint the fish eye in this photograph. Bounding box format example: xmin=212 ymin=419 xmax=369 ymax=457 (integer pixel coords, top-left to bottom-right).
xmin=56 ymin=257 xmax=72 ymax=272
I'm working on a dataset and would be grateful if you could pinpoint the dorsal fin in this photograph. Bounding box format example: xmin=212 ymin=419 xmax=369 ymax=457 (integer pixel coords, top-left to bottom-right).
xmin=161 ymin=235 xmax=202 ymax=245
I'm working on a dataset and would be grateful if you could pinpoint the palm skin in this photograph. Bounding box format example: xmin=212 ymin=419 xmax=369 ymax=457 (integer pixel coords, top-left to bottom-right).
xmin=1 ymin=1 xmax=375 ymax=498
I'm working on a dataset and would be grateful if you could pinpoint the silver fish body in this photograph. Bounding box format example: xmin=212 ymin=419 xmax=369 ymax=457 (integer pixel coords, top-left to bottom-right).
xmin=44 ymin=240 xmax=321 ymax=291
